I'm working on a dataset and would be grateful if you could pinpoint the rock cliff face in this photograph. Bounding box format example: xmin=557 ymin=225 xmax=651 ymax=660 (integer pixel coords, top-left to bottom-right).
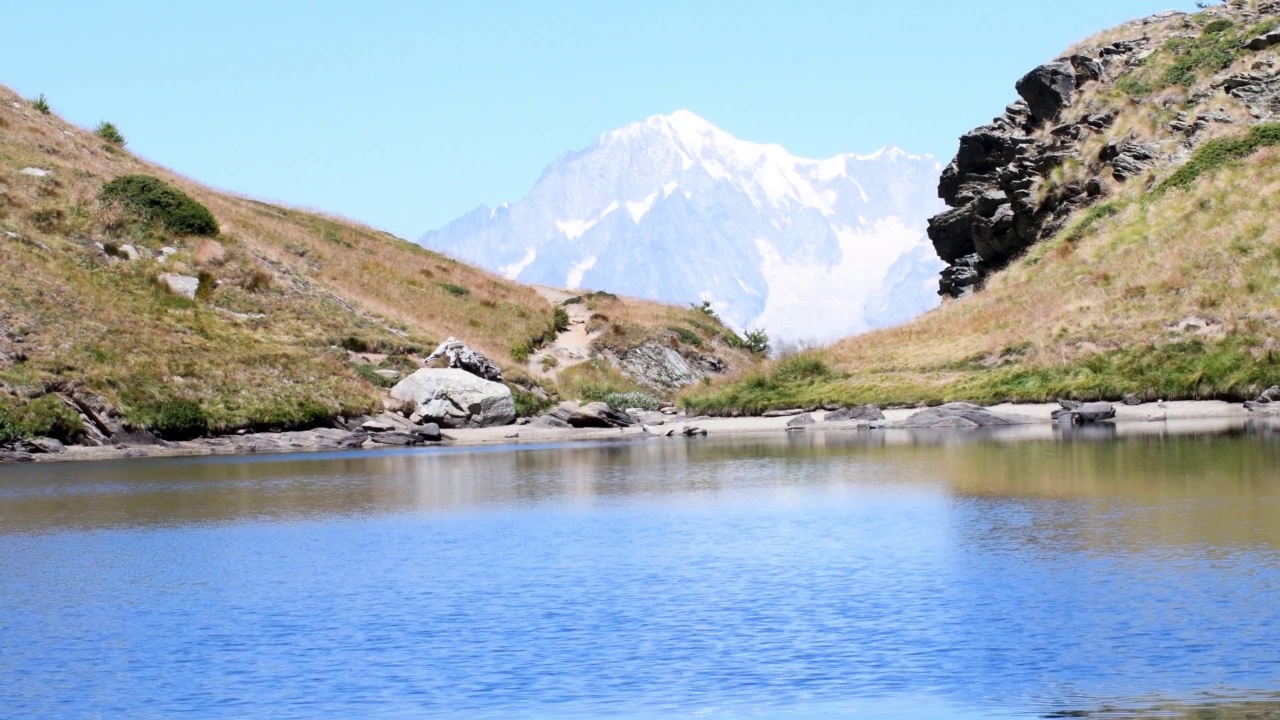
xmin=928 ymin=4 xmax=1280 ymax=297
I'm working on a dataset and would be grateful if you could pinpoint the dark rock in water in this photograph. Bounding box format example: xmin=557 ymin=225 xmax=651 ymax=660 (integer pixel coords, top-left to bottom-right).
xmin=370 ymin=432 xmax=422 ymax=446
xmin=895 ymin=403 xmax=1039 ymax=428
xmin=786 ymin=414 xmax=816 ymax=428
xmin=0 ymin=451 xmax=36 ymax=462
xmin=1015 ymin=62 xmax=1077 ymax=122
xmin=682 ymin=426 xmax=708 ymax=437
xmin=410 ymin=423 xmax=443 ymax=442
xmin=1051 ymin=401 xmax=1116 ymax=424
xmin=825 ymin=405 xmax=885 ymax=422
xmin=1259 ymin=386 xmax=1280 ymax=402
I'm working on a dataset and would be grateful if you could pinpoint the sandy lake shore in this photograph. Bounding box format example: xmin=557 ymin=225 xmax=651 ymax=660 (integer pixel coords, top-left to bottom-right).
xmin=5 ymin=399 xmax=1271 ymax=465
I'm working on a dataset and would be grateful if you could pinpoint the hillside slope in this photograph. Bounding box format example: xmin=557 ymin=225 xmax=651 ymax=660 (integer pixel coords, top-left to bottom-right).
xmin=0 ymin=84 xmax=750 ymax=442
xmin=684 ymin=4 xmax=1280 ymax=413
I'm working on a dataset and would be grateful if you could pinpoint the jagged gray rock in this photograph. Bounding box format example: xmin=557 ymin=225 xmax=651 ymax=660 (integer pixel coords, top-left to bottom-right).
xmin=786 ymin=413 xmax=816 ymax=428
xmin=1052 ymin=401 xmax=1117 ymax=424
xmin=534 ymin=401 xmax=636 ymax=429
xmin=423 ymin=337 xmax=503 ymax=382
xmin=390 ymin=368 xmax=516 ymax=428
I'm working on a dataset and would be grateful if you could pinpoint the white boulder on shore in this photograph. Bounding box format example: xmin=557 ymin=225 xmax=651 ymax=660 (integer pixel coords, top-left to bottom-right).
xmin=390 ymin=368 xmax=515 ymax=429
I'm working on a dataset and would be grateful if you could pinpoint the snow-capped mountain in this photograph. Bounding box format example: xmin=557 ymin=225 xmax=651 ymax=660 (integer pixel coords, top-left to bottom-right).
xmin=419 ymin=110 xmax=944 ymax=341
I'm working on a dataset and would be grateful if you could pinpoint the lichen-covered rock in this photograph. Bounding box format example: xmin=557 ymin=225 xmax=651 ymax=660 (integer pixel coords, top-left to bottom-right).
xmin=390 ymin=368 xmax=516 ymax=428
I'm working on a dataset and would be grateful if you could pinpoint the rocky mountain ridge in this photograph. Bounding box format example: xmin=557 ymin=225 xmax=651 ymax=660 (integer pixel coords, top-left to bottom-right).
xmin=928 ymin=4 xmax=1280 ymax=297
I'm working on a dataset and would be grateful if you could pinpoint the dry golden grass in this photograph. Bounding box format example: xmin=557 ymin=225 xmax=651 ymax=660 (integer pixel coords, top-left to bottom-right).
xmin=0 ymin=84 xmax=571 ymax=430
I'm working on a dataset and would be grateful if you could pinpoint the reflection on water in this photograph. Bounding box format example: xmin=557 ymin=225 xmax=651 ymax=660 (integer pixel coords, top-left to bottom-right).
xmin=1 ymin=420 xmax=1279 ymax=719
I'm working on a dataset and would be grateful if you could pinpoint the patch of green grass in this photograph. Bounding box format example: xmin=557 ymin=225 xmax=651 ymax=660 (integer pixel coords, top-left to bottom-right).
xmin=1156 ymin=123 xmax=1280 ymax=195
xmin=511 ymin=342 xmax=531 ymax=363
xmin=99 ymin=174 xmax=219 ymax=236
xmin=438 ymin=282 xmax=469 ymax=297
xmin=553 ymin=306 xmax=569 ymax=332
xmin=1115 ymin=74 xmax=1154 ymax=97
xmin=512 ymin=389 xmax=555 ymax=418
xmin=667 ymin=325 xmax=704 ymax=348
xmin=1063 ymin=202 xmax=1121 ymax=242
xmin=600 ymin=390 xmax=662 ymax=411
xmin=146 ymin=399 xmax=208 ymax=440
xmin=353 ymin=362 xmax=396 ymax=388
xmin=94 ymin=121 xmax=126 ymax=146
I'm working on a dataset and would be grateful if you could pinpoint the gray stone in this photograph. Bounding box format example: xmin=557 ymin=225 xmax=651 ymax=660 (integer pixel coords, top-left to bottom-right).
xmin=1122 ymin=394 xmax=1142 ymax=406
xmin=1051 ymin=401 xmax=1117 ymax=424
xmin=825 ymin=405 xmax=886 ymax=422
xmin=25 ymin=437 xmax=65 ymax=454
xmin=373 ymin=369 xmax=401 ymax=381
xmin=390 ymin=368 xmax=516 ymax=428
xmin=786 ymin=413 xmax=816 ymax=428
xmin=369 ymin=432 xmax=422 ymax=446
xmin=762 ymin=408 xmax=806 ymax=418
xmin=19 ymin=167 xmax=51 ymax=177
xmin=613 ymin=344 xmax=704 ymax=390
xmin=118 ymin=244 xmax=141 ymax=261
xmin=537 ymin=401 xmax=635 ymax=429
xmin=895 ymin=403 xmax=1040 ymax=429
xmin=158 ymin=273 xmax=200 ymax=300
xmin=0 ymin=452 xmax=35 ymax=463
xmin=361 ymin=419 xmax=398 ymax=433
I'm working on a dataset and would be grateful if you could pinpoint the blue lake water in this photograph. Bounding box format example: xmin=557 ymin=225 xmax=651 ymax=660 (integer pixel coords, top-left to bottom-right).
xmin=2 ymin=424 xmax=1280 ymax=719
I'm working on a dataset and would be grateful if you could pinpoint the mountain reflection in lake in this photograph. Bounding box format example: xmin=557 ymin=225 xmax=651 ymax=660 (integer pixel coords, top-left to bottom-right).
xmin=1 ymin=420 xmax=1279 ymax=719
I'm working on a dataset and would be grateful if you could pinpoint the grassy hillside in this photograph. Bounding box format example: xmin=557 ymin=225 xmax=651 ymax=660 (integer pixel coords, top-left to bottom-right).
xmin=0 ymin=84 xmax=747 ymax=439
xmin=684 ymin=6 xmax=1280 ymax=414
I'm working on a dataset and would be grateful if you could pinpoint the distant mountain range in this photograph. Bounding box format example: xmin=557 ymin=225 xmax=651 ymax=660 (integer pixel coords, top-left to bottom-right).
xmin=419 ymin=111 xmax=944 ymax=341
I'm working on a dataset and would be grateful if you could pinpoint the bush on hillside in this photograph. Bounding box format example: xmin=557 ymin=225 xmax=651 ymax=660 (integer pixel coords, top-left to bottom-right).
xmin=30 ymin=94 xmax=50 ymax=115
xmin=553 ymin=306 xmax=570 ymax=332
xmin=0 ymin=395 xmax=83 ymax=444
xmin=148 ymin=399 xmax=208 ymax=440
xmin=99 ymin=174 xmax=219 ymax=236
xmin=95 ymin=121 xmax=126 ymax=146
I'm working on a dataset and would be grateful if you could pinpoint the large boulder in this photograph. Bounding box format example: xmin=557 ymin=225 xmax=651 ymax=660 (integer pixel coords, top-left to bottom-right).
xmin=534 ymin=401 xmax=636 ymax=429
xmin=895 ymin=402 xmax=1040 ymax=428
xmin=389 ymin=368 xmax=516 ymax=428
xmin=1015 ymin=62 xmax=1076 ymax=122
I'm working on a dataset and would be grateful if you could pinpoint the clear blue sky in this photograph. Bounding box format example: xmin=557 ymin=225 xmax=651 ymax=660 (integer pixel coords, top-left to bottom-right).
xmin=2 ymin=1 xmax=1197 ymax=239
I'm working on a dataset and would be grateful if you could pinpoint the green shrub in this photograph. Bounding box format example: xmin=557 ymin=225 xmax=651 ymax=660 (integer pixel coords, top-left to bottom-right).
xmin=774 ymin=352 xmax=833 ymax=382
xmin=30 ymin=94 xmax=50 ymax=115
xmin=95 ymin=121 xmax=126 ymax=146
xmin=513 ymin=389 xmax=555 ymax=418
xmin=553 ymin=306 xmax=570 ymax=332
xmin=438 ymin=282 xmax=469 ymax=297
xmin=196 ymin=271 xmax=217 ymax=300
xmin=148 ymin=399 xmax=208 ymax=440
xmin=0 ymin=395 xmax=83 ymax=444
xmin=744 ymin=328 xmax=771 ymax=355
xmin=339 ymin=336 xmax=372 ymax=353
xmin=99 ymin=174 xmax=219 ymax=236
xmin=1202 ymin=18 xmax=1235 ymax=34
xmin=511 ymin=342 xmax=531 ymax=363
xmin=600 ymin=391 xmax=662 ymax=411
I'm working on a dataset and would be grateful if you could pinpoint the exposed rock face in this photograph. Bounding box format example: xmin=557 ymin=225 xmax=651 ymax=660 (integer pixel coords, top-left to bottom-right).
xmin=423 ymin=337 xmax=503 ymax=382
xmin=610 ymin=343 xmax=722 ymax=391
xmin=894 ymin=402 xmax=1040 ymax=428
xmin=929 ymin=6 xmax=1280 ymax=298
xmin=390 ymin=368 xmax=516 ymax=428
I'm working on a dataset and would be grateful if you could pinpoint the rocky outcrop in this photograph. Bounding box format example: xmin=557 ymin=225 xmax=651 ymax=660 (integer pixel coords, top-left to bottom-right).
xmin=158 ymin=273 xmax=200 ymax=300
xmin=824 ymin=405 xmax=885 ymax=422
xmin=929 ymin=6 xmax=1280 ymax=298
xmin=533 ymin=401 xmax=637 ymax=429
xmin=1051 ymin=400 xmax=1117 ymax=424
xmin=611 ymin=343 xmax=723 ymax=391
xmin=389 ymin=368 xmax=516 ymax=428
xmin=423 ymin=337 xmax=503 ymax=382
xmin=894 ymin=403 xmax=1040 ymax=428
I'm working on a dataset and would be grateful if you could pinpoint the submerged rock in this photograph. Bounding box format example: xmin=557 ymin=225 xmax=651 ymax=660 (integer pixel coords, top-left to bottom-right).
xmin=895 ymin=402 xmax=1040 ymax=428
